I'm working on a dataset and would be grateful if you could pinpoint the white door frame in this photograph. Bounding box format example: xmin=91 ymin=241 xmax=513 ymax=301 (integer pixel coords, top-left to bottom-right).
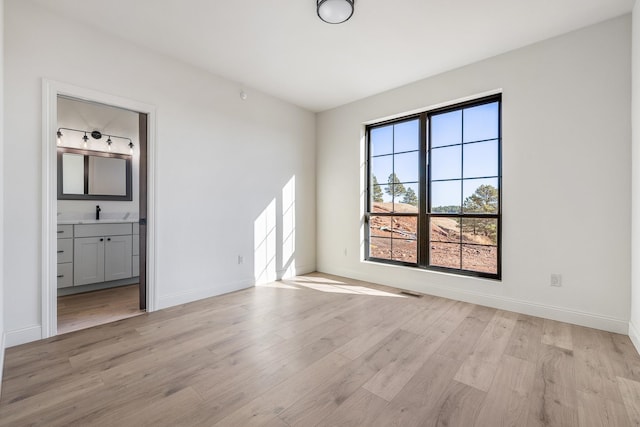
xmin=41 ymin=79 xmax=158 ymax=338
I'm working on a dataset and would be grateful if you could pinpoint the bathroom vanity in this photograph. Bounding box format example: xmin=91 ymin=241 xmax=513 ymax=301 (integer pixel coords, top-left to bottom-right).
xmin=57 ymin=221 xmax=139 ymax=292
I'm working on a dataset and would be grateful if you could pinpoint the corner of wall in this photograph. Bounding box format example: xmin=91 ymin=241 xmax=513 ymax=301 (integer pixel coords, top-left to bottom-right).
xmin=0 ymin=335 xmax=4 ymax=397
xmin=632 ymin=0 xmax=640 ymax=357
xmin=0 ymin=0 xmax=6 ymax=397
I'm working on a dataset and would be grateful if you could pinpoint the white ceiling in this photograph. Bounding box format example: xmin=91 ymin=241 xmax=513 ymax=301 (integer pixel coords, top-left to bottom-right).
xmin=58 ymin=97 xmax=138 ymax=138
xmin=33 ymin=0 xmax=634 ymax=112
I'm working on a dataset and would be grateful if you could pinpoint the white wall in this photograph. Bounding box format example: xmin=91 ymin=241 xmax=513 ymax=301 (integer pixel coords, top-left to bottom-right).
xmin=57 ymin=97 xmax=140 ymax=221
xmin=4 ymin=0 xmax=316 ymax=346
xmin=0 ymin=0 xmax=5 ymax=393
xmin=317 ymin=16 xmax=632 ymax=333
xmin=631 ymin=0 xmax=640 ymax=350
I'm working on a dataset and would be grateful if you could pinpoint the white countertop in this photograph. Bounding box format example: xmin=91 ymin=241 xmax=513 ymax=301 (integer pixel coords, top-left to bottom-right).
xmin=58 ymin=219 xmax=138 ymax=225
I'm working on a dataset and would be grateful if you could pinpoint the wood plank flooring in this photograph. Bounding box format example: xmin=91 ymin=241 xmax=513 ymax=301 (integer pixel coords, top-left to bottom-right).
xmin=57 ymin=284 xmax=143 ymax=335
xmin=2 ymin=273 xmax=640 ymax=426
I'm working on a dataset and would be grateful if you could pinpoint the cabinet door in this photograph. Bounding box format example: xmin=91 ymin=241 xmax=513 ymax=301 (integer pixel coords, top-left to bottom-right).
xmin=104 ymin=235 xmax=132 ymax=281
xmin=74 ymin=237 xmax=105 ymax=286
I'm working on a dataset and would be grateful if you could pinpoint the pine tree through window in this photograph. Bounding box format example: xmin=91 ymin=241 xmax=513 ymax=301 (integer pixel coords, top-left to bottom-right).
xmin=366 ymin=95 xmax=501 ymax=279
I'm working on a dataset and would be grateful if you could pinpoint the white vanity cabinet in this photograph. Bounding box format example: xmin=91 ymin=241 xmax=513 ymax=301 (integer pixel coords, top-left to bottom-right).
xmin=57 ymin=225 xmax=74 ymax=288
xmin=73 ymin=223 xmax=133 ymax=286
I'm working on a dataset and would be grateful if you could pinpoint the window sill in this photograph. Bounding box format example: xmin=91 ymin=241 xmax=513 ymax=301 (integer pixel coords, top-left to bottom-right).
xmin=360 ymin=259 xmax=502 ymax=283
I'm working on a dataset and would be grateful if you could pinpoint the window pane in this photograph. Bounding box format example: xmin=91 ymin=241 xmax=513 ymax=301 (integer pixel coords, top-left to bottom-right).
xmin=394 ymin=119 xmax=419 ymax=153
xmin=371 ymin=174 xmax=392 ymax=213
xmin=431 ymin=180 xmax=461 ymax=213
xmin=370 ymin=126 xmax=393 ymax=157
xmin=431 ymin=145 xmax=461 ymax=181
xmin=370 ymin=216 xmax=391 ymax=237
xmin=461 ymin=218 xmax=498 ymax=245
xmin=463 ymin=140 xmax=498 ymax=179
xmin=392 ymin=239 xmax=417 ymax=263
xmin=370 ymin=237 xmax=391 ymax=260
xmin=386 ymin=183 xmax=403 ymax=209
xmin=431 ymin=217 xmax=460 ymax=243
xmin=462 ymin=244 xmax=497 ymax=274
xmin=371 ymin=155 xmax=393 ymax=194
xmin=391 ymin=216 xmax=417 ymax=240
xmin=463 ymin=102 xmax=499 ymax=143
xmin=431 ymin=110 xmax=461 ymax=148
xmin=462 ymin=178 xmax=499 ymax=214
xmin=430 ymin=242 xmax=461 ymax=269
xmin=394 ymin=151 xmax=419 ymax=183
xmin=394 ymin=182 xmax=419 ymax=213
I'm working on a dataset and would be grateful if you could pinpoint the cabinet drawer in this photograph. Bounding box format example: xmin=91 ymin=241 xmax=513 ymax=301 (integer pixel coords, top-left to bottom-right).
xmin=74 ymin=223 xmax=132 ymax=238
xmin=57 ymin=225 xmax=73 ymax=239
xmin=57 ymin=238 xmax=73 ymax=263
xmin=57 ymin=263 xmax=73 ymax=288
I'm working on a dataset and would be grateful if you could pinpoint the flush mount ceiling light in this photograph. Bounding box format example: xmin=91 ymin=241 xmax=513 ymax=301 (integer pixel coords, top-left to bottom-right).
xmin=317 ymin=0 xmax=354 ymax=24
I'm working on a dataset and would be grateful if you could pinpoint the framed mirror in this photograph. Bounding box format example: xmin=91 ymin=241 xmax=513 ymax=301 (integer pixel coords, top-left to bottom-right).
xmin=57 ymin=147 xmax=132 ymax=201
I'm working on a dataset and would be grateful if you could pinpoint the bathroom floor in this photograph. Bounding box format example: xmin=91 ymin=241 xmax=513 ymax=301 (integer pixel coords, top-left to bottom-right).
xmin=57 ymin=284 xmax=144 ymax=335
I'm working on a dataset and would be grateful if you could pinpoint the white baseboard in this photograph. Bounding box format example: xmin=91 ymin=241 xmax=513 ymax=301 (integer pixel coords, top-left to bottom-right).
xmin=0 ymin=331 xmax=5 ymax=398
xmin=277 ymin=263 xmax=316 ymax=279
xmin=6 ymin=325 xmax=43 ymax=348
xmin=157 ymin=278 xmax=254 ymax=310
xmin=320 ymin=266 xmax=629 ymax=334
xmin=156 ymin=266 xmax=316 ymax=311
xmin=630 ymin=321 xmax=640 ymax=356
xmin=293 ymin=264 xmax=316 ymax=276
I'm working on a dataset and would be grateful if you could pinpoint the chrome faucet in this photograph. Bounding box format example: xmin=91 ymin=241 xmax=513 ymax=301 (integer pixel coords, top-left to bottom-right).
xmin=96 ymin=205 xmax=101 ymax=220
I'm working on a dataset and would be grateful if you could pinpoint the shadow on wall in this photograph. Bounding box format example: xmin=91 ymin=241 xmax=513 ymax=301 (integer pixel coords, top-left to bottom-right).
xmin=254 ymin=176 xmax=296 ymax=285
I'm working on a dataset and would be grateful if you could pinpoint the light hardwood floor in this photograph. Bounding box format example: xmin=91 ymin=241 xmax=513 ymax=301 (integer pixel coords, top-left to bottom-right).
xmin=57 ymin=284 xmax=144 ymax=335
xmin=2 ymin=273 xmax=640 ymax=426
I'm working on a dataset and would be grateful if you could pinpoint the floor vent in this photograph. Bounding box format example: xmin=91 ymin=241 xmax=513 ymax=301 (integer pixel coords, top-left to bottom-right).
xmin=400 ymin=290 xmax=422 ymax=298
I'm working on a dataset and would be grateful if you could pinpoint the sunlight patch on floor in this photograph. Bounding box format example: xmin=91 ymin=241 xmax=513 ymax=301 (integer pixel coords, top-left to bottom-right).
xmin=257 ymin=274 xmax=407 ymax=298
xmin=295 ymin=282 xmax=406 ymax=297
xmin=279 ymin=276 xmax=406 ymax=298
xmin=256 ymin=281 xmax=300 ymax=290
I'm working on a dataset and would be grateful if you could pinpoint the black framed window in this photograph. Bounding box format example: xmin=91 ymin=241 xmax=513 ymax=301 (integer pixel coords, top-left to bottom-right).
xmin=365 ymin=95 xmax=501 ymax=279
xmin=368 ymin=117 xmax=420 ymax=264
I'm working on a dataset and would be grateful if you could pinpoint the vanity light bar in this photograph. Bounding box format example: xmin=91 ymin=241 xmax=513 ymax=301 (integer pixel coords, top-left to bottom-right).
xmin=57 ymin=127 xmax=134 ymax=153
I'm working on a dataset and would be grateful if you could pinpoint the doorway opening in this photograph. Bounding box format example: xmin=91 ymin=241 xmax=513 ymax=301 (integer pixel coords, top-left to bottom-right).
xmin=50 ymin=93 xmax=150 ymax=335
xmin=42 ymin=80 xmax=156 ymax=339
xmin=41 ymin=79 xmax=158 ymax=338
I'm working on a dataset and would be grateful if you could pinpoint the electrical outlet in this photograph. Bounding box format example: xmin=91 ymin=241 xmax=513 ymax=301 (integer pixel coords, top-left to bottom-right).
xmin=550 ymin=274 xmax=562 ymax=287
xmin=238 ymin=255 xmax=243 ymax=265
